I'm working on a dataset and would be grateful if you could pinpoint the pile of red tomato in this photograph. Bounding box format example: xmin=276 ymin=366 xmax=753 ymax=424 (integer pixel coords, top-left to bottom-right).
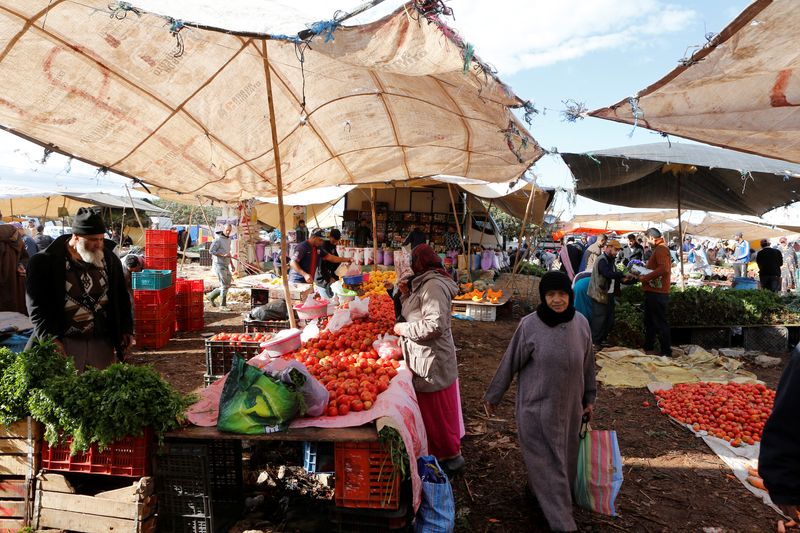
xmin=284 ymin=294 xmax=401 ymax=417
xmin=654 ymin=382 xmax=775 ymax=447
xmin=210 ymin=332 xmax=273 ymax=343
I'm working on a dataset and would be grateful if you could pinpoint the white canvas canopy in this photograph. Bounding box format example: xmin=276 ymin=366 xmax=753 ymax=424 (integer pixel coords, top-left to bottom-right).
xmin=0 ymin=185 xmax=166 ymax=218
xmin=0 ymin=1 xmax=541 ymax=202
xmin=591 ymin=0 xmax=800 ymax=164
xmin=679 ymin=212 xmax=794 ymax=241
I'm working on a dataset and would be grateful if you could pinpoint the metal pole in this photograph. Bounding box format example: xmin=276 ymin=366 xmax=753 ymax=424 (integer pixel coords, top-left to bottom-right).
xmin=371 ymin=188 xmax=378 ymax=269
xmin=263 ymin=41 xmax=296 ymax=329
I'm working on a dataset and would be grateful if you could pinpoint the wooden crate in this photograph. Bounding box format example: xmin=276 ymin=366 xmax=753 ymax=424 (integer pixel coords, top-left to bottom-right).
xmin=34 ymin=473 xmax=156 ymax=533
xmin=0 ymin=418 xmax=43 ymax=531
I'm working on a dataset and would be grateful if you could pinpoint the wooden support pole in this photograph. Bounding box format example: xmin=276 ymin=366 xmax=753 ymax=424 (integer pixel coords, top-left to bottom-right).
xmin=511 ymin=183 xmax=537 ymax=277
xmin=44 ymin=197 xmax=51 ymax=221
xmin=677 ymin=173 xmax=685 ymax=289
xmin=371 ymin=188 xmax=378 ymax=269
xmin=447 ymin=184 xmax=466 ymax=252
xmin=477 ymin=199 xmax=494 ymax=250
xmin=263 ymin=41 xmax=296 ymax=329
xmin=125 ymin=186 xmax=146 ymax=246
xmin=179 ymin=205 xmax=196 ymax=273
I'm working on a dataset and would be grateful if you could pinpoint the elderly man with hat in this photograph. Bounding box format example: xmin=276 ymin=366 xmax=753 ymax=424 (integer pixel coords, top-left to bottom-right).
xmin=587 ymin=238 xmax=631 ymax=348
xmin=289 ymin=228 xmax=352 ymax=286
xmin=25 ymin=207 xmax=133 ymax=371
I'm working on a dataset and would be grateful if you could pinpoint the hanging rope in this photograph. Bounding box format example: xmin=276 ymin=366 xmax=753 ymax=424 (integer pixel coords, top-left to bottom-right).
xmin=521 ymin=100 xmax=539 ymax=126
xmin=628 ymin=96 xmax=644 ymax=137
xmin=169 ymin=19 xmax=185 ymax=57
xmin=462 ymin=43 xmax=474 ymax=74
xmin=560 ymin=99 xmax=588 ymax=123
xmin=107 ymin=1 xmax=141 ymax=20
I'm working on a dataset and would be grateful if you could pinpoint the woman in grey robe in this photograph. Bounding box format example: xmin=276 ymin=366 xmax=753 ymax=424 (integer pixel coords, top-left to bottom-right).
xmin=485 ymin=271 xmax=596 ymax=532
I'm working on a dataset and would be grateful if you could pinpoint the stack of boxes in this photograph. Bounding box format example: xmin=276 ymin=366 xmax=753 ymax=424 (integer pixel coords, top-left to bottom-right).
xmin=175 ymin=279 xmax=204 ymax=332
xmin=132 ymin=270 xmax=174 ymax=349
xmin=144 ymin=229 xmax=178 ymax=284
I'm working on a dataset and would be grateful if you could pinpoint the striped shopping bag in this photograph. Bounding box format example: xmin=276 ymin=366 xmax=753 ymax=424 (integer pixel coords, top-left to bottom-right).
xmin=574 ymin=423 xmax=623 ymax=516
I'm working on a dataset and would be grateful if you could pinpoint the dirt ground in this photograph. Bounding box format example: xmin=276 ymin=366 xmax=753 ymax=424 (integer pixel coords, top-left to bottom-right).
xmin=128 ymin=284 xmax=790 ymax=533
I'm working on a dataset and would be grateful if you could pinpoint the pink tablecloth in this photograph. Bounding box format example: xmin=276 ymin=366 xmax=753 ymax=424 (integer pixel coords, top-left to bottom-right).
xmin=186 ymin=358 xmax=428 ymax=511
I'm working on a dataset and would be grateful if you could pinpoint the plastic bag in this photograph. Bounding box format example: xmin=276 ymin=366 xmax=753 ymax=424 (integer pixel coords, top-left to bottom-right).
xmin=345 ymin=263 xmax=362 ymax=276
xmin=574 ymin=423 xmax=623 ymax=516
xmin=415 ymin=456 xmax=455 ymax=533
xmin=334 ymin=263 xmax=349 ymax=278
xmin=327 ymin=309 xmax=352 ymax=332
xmin=480 ymin=250 xmax=494 ymax=270
xmin=217 ymin=356 xmax=304 ymax=434
xmin=372 ymin=334 xmax=402 ymax=360
xmin=261 ymin=358 xmax=329 ymax=417
xmin=349 ymin=296 xmax=370 ymax=319
xmin=301 ymin=320 xmax=320 ymax=343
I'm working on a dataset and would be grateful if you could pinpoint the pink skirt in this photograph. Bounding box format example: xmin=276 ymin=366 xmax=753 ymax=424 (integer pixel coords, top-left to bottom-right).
xmin=416 ymin=379 xmax=465 ymax=459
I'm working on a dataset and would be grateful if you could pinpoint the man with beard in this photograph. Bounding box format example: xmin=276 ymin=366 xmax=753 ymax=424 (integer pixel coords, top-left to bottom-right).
xmin=25 ymin=207 xmax=133 ymax=371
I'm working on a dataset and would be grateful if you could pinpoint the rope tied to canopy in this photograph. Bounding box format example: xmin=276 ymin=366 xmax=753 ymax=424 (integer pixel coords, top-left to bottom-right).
xmin=627 ymin=96 xmax=644 ymax=138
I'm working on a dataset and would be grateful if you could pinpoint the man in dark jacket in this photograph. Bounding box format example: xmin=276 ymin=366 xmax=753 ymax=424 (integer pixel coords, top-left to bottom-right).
xmin=587 ymin=239 xmax=627 ymax=347
xmin=33 ymin=225 xmax=54 ymax=251
xmin=25 ymin=207 xmax=133 ymax=371
xmin=755 ymin=239 xmax=782 ymax=292
xmin=403 ymin=226 xmax=427 ymax=250
xmin=758 ymin=345 xmax=800 ymax=524
xmin=315 ymin=229 xmax=342 ymax=298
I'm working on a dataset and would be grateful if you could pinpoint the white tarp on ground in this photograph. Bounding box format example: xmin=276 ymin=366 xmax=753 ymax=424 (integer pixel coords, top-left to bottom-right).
xmin=591 ymin=0 xmax=800 ymax=164
xmin=0 ymin=1 xmax=541 ymax=203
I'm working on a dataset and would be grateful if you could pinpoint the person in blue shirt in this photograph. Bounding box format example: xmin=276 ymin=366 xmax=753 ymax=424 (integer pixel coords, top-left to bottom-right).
xmin=289 ymin=229 xmax=351 ymax=284
xmin=732 ymin=232 xmax=751 ymax=278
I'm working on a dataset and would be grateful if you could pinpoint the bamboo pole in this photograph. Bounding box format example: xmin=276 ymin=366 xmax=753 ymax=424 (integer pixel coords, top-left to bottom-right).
xmin=179 ymin=205 xmax=196 ymax=273
xmin=44 ymin=197 xmax=51 ymax=221
xmin=477 ymin=199 xmax=494 ymax=250
xmin=446 ymin=184 xmax=466 ymax=252
xmin=511 ymin=183 xmax=536 ymax=277
xmin=263 ymin=41 xmax=296 ymax=329
xmin=125 ymin=186 xmax=146 ymax=246
xmin=677 ymin=173 xmax=685 ymax=289
xmin=371 ymin=188 xmax=378 ymax=269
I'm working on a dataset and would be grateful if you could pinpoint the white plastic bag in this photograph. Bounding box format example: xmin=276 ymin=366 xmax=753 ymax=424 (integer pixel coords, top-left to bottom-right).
xmin=349 ymin=296 xmax=370 ymax=319
xmin=261 ymin=359 xmax=329 ymax=417
xmin=345 ymin=263 xmax=362 ymax=276
xmin=327 ymin=308 xmax=352 ymax=332
xmin=334 ymin=263 xmax=349 ymax=278
xmin=302 ymin=293 xmax=317 ymax=308
xmin=372 ymin=334 xmax=402 ymax=360
xmin=301 ymin=320 xmax=320 ymax=343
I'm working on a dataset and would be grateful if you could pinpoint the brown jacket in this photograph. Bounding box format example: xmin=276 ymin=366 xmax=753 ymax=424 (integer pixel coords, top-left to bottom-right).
xmin=641 ymin=239 xmax=671 ymax=293
xmin=0 ymin=225 xmax=28 ymax=314
xmin=395 ymin=269 xmax=459 ymax=393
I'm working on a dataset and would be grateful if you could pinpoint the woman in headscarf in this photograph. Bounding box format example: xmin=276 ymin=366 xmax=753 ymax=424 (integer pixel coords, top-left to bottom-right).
xmin=393 ymin=244 xmax=464 ymax=473
xmin=484 ymin=271 xmax=596 ymax=532
xmin=0 ymin=223 xmax=28 ymax=314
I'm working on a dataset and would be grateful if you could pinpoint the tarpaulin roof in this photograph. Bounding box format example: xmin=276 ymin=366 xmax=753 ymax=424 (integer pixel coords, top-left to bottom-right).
xmin=562 ymin=143 xmax=800 ymax=216
xmin=0 ymin=1 xmax=542 ymax=202
xmin=0 ymin=185 xmax=166 ymax=217
xmin=590 ymin=0 xmax=800 ymax=164
xmin=679 ymin=212 xmax=795 ymax=240
xmin=570 ymin=210 xmax=678 ymax=225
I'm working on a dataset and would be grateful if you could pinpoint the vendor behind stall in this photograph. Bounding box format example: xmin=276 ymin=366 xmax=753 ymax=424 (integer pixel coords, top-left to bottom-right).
xmin=289 ymin=229 xmax=351 ymax=285
xmin=314 ymin=229 xmax=343 ymax=298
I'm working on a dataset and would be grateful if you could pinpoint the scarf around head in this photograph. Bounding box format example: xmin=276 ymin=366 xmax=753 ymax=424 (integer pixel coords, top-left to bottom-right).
xmin=536 ymin=271 xmax=576 ymax=327
xmin=411 ymin=244 xmax=450 ymax=280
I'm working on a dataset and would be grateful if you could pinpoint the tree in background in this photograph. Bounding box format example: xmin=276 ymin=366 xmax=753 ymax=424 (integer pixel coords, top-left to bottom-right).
xmin=153 ymin=199 xmax=222 ymax=225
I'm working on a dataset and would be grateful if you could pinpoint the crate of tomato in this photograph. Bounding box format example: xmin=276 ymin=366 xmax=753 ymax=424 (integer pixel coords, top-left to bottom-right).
xmin=205 ymin=332 xmax=273 ymax=377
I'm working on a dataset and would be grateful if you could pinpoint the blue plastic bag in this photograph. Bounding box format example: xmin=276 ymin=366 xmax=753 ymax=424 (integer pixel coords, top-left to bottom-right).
xmin=415 ymin=456 xmax=455 ymax=533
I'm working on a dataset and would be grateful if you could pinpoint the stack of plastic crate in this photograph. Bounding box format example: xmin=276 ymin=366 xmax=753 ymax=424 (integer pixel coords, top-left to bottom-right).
xmin=133 ymin=270 xmax=175 ymax=349
xmin=144 ymin=229 xmax=178 ymax=284
xmin=175 ymin=278 xmax=204 ymax=332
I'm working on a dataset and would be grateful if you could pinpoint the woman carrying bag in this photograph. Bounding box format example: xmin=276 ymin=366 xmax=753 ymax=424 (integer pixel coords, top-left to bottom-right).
xmin=484 ymin=271 xmax=597 ymax=532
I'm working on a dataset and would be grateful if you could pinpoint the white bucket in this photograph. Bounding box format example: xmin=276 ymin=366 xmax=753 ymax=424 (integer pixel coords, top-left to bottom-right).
xmin=363 ymin=247 xmax=374 ymax=265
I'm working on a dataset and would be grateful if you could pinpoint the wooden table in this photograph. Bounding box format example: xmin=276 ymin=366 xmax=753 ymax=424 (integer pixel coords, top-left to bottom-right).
xmin=166 ymin=423 xmax=379 ymax=442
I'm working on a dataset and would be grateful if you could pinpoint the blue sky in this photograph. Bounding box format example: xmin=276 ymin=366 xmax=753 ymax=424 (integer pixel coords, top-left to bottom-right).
xmin=0 ymin=0 xmax=758 ymax=216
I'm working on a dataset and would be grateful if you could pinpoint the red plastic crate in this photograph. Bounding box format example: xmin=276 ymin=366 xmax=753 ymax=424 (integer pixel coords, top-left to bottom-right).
xmin=41 ymin=428 xmax=153 ymax=477
xmin=176 ymin=278 xmax=205 ymax=294
xmin=145 ymin=256 xmax=177 ymax=271
xmin=176 ymin=292 xmax=204 ymax=308
xmin=135 ymin=303 xmax=176 ymax=321
xmin=146 ymin=242 xmax=178 ymax=258
xmin=133 ymin=286 xmax=175 ymax=305
xmin=137 ymin=328 xmax=172 ymax=349
xmin=145 ymin=229 xmax=178 ymax=245
xmin=334 ymin=441 xmax=400 ymax=510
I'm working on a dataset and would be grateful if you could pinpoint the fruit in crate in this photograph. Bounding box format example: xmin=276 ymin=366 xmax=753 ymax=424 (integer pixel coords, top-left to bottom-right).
xmin=210 ymin=332 xmax=273 ymax=343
